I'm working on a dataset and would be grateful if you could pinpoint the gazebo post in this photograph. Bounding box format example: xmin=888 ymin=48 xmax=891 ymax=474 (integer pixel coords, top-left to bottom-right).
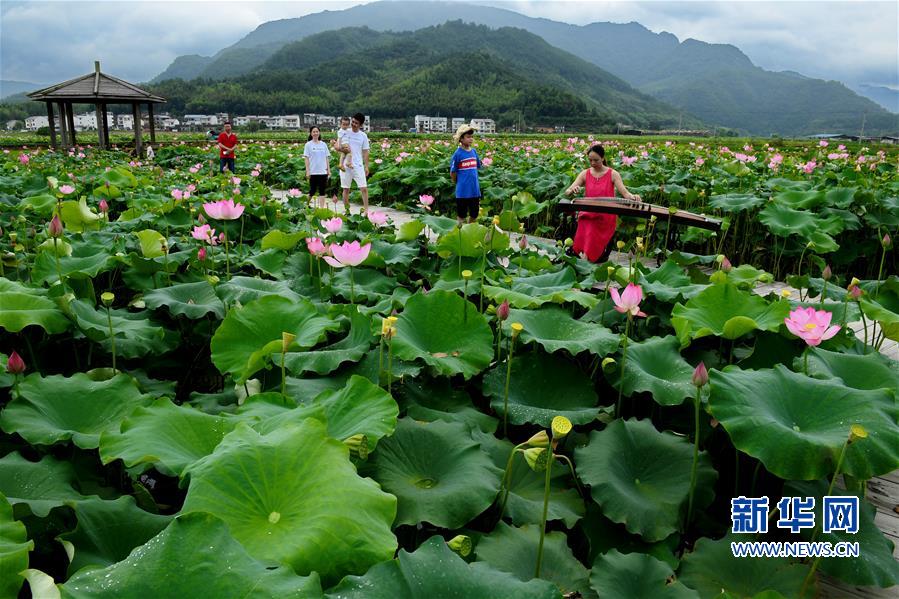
xmin=46 ymin=103 xmax=57 ymax=150
xmin=66 ymin=103 xmax=77 ymax=147
xmin=148 ymin=103 xmax=156 ymax=144
xmin=101 ymin=104 xmax=111 ymax=147
xmin=131 ymin=102 xmax=142 ymax=157
xmin=95 ymin=102 xmax=106 ymax=150
xmin=57 ymin=102 xmax=70 ymax=149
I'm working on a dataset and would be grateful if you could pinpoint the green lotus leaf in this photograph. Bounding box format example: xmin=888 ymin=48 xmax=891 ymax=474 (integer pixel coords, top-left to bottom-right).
xmin=708 ymin=193 xmax=765 ymax=212
xmin=370 ymin=239 xmax=419 ymax=266
xmin=574 ymin=419 xmax=717 ymax=541
xmin=727 ymin=264 xmax=772 ymax=288
xmin=261 ymin=229 xmax=305 ymax=251
xmin=708 ymin=366 xmax=899 ymax=480
xmin=0 ymin=291 xmax=70 ymax=334
xmin=512 ymin=267 xmax=578 ymax=296
xmin=134 ymin=229 xmax=166 ymax=258
xmin=678 ymin=534 xmax=810 ymax=598
xmin=59 ymin=513 xmax=323 ymax=598
xmin=773 ymin=189 xmax=826 ymax=209
xmin=37 ymin=237 xmax=73 ymax=256
xmin=211 ymin=295 xmax=340 ymax=383
xmin=20 ymin=193 xmax=57 ymax=215
xmin=482 ymin=351 xmax=598 ymax=427
xmin=244 ymin=248 xmax=287 ymax=277
xmin=182 ymin=420 xmax=396 ymax=585
xmin=638 ymin=260 xmax=707 ymax=303
xmin=247 ymin=376 xmax=398 ymax=450
xmin=60 ymin=198 xmax=101 ymax=233
xmin=1 ymin=373 xmax=150 ymax=450
xmin=58 ymin=496 xmax=172 ymax=575
xmin=476 ymin=522 xmax=593 ymax=598
xmin=758 ymin=203 xmax=821 ymax=237
xmin=504 ymin=306 xmax=619 ymax=357
xmin=671 ymin=283 xmax=791 ymax=347
xmin=401 ymin=379 xmax=498 ymax=434
xmin=824 ymin=187 xmax=858 ymax=208
xmin=0 ymin=453 xmax=87 ymax=517
xmin=420 ymin=214 xmax=460 ymax=236
xmin=473 ymin=429 xmax=583 ymax=528
xmin=0 ymin=492 xmax=32 ymax=599
xmin=579 ymin=503 xmax=679 ymax=568
xmin=32 ymin=245 xmax=113 ymax=285
xmin=859 ymin=297 xmax=899 ymax=342
xmin=281 ymin=310 xmax=373 ymax=375
xmin=394 ymin=219 xmax=425 ymax=242
xmin=364 ymin=418 xmax=501 ymax=528
xmin=436 ymin=222 xmax=509 ymax=257
xmin=69 ymin=299 xmax=177 ymax=358
xmin=100 ymin=165 xmax=137 ymax=188
xmin=801 ymin=347 xmax=899 ymax=393
xmin=330 ymin=268 xmax=397 ymax=302
xmin=605 ymin=336 xmax=696 ymax=406
xmin=99 ymin=399 xmax=238 ymax=477
xmin=392 ymin=290 xmax=493 ymax=379
xmin=326 ymin=536 xmax=561 ymax=599
xmin=483 ymin=285 xmax=548 ymax=309
xmin=590 ymin=550 xmax=699 ymax=599
xmin=142 ymin=280 xmax=224 ymax=319
xmin=216 ymin=275 xmax=304 ymax=305
xmin=794 ymin=479 xmax=899 ymax=587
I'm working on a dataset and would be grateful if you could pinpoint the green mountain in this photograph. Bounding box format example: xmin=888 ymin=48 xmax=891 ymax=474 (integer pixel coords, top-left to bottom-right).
xmin=151 ymin=1 xmax=897 ymax=136
xmin=149 ymin=23 xmax=697 ymax=130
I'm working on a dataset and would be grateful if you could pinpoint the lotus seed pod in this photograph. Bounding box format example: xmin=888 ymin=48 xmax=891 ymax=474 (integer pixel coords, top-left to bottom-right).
xmin=510 ymin=322 xmax=523 ymax=338
xmin=447 ymin=535 xmax=472 ymax=557
xmin=525 ymin=430 xmax=550 ymax=448
xmin=849 ymin=424 xmax=868 ymax=443
xmin=522 ymin=447 xmax=548 ymax=472
xmin=551 ymin=416 xmax=572 ymax=438
xmin=100 ymin=292 xmax=115 ymax=306
xmin=343 ymin=434 xmax=370 ymax=459
xmin=281 ymin=332 xmax=297 ymax=353
xmin=601 ymin=357 xmax=617 ymax=373
xmin=461 ymin=269 xmax=473 ymax=279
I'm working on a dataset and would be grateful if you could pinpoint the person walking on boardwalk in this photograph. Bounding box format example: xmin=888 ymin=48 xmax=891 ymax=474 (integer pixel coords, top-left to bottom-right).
xmin=450 ymin=123 xmax=482 ymax=224
xmin=217 ymin=122 xmax=238 ymax=173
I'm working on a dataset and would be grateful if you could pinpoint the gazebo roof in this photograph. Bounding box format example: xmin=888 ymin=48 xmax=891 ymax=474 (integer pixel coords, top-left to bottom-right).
xmin=27 ymin=68 xmax=165 ymax=103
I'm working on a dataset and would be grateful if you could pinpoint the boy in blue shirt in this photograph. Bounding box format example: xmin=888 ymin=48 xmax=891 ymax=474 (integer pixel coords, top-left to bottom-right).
xmin=450 ymin=123 xmax=482 ymax=224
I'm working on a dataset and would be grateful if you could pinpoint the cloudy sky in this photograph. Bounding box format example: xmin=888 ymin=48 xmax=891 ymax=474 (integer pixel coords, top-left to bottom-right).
xmin=1 ymin=0 xmax=896 ymax=92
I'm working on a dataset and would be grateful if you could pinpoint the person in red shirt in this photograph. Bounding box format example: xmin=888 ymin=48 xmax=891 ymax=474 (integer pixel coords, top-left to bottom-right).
xmin=217 ymin=122 xmax=238 ymax=173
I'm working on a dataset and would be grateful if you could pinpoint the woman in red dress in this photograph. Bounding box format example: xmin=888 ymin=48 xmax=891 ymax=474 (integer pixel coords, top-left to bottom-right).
xmin=564 ymin=144 xmax=641 ymax=262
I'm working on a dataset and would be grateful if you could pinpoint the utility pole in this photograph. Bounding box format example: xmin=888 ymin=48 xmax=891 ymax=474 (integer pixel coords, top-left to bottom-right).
xmin=859 ymin=111 xmax=867 ymax=141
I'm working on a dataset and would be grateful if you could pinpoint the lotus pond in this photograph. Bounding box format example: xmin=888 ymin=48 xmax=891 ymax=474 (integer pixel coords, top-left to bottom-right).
xmin=0 ymin=138 xmax=896 ymax=598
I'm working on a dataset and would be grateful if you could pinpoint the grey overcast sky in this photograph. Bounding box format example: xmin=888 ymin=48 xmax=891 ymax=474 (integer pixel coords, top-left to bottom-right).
xmin=1 ymin=0 xmax=896 ymax=90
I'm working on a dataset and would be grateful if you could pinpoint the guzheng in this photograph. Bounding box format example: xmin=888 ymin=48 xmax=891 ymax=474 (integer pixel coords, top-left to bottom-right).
xmin=557 ymin=197 xmax=722 ymax=232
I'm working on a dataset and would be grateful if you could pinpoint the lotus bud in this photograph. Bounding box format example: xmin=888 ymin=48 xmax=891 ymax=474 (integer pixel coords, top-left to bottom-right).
xmin=518 ymin=235 xmax=528 ymax=250
xmin=551 ymin=415 xmax=572 ymax=439
xmin=98 ymin=199 xmax=109 ymax=214
xmin=48 ymin=214 xmax=63 ymax=238
xmin=510 ymin=322 xmax=523 ymax=338
xmin=447 ymin=535 xmax=472 ymax=557
xmin=883 ymin=234 xmax=892 ymax=249
xmin=525 ymin=430 xmax=550 ymax=448
xmin=461 ymin=269 xmax=473 ymax=280
xmin=849 ymin=285 xmax=863 ymax=300
xmin=100 ymin=291 xmax=115 ymax=306
xmin=692 ymin=362 xmax=709 ymax=387
xmin=602 ymin=357 xmax=617 ymax=373
xmin=564 ymin=237 xmax=573 ymax=247
xmin=197 ymin=247 xmax=207 ymax=261
xmin=282 ymin=332 xmax=296 ymax=353
xmin=497 ymin=300 xmax=510 ymax=321
xmin=616 ymin=240 xmax=625 ymax=250
xmin=343 ymin=434 xmax=370 ymax=459
xmin=849 ymin=424 xmax=868 ymax=443
xmin=715 ymin=254 xmax=725 ymax=264
xmin=806 ymin=241 xmax=816 ymax=250
xmin=522 ymin=447 xmax=548 ymax=472
xmin=822 ymin=265 xmax=832 ymax=281
xmin=720 ymin=256 xmax=732 ymax=272
xmin=6 ymin=350 xmax=25 ymax=375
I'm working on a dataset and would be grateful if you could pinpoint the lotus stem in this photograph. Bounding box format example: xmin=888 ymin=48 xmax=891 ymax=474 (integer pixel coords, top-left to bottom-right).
xmin=238 ymin=216 xmax=245 ymax=259
xmin=378 ymin=336 xmax=384 ymax=386
xmin=463 ymin=278 xmax=469 ymax=323
xmin=875 ymin=246 xmax=886 ymax=298
xmin=496 ymin=324 xmax=503 ymax=362
xmin=224 ymin=232 xmax=231 ymax=278
xmin=479 ymin=241 xmax=488 ymax=313
xmin=686 ymin=384 xmax=701 ymax=530
xmin=820 ymin=279 xmax=827 ymax=307
xmin=106 ymin=305 xmax=117 ymax=374
xmin=803 ymin=349 xmax=809 ymax=375
xmin=387 ymin=335 xmax=394 ymax=395
xmin=615 ymin=316 xmax=632 ymax=419
xmin=52 ymin=236 xmax=65 ymax=292
xmin=535 ymin=444 xmax=554 ymax=578
xmin=350 ymin=266 xmax=356 ymax=306
xmin=498 ymin=446 xmax=523 ymax=520
xmin=502 ymin=333 xmax=517 ymax=437
xmin=552 ymin=454 xmax=583 ymax=498
xmin=280 ymin=350 xmax=287 ymax=397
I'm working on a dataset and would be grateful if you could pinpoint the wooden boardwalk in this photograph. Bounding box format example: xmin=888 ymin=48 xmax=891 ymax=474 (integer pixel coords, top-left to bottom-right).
xmin=278 ymin=192 xmax=899 ymax=597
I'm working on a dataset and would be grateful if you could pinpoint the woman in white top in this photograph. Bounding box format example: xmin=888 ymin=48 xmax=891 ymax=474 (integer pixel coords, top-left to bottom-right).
xmin=303 ymin=126 xmax=331 ymax=205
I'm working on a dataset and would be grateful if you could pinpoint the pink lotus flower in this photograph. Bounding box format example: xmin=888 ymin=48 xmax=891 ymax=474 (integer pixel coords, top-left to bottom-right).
xmin=784 ymin=307 xmax=840 ymax=347
xmin=621 ymin=156 xmax=637 ymax=166
xmin=48 ymin=215 xmax=63 ymax=238
xmin=419 ymin=194 xmax=435 ymax=210
xmin=324 ymin=240 xmax=371 ymax=268
xmin=197 ymin=247 xmax=207 ymax=261
xmin=368 ymin=211 xmax=389 ymax=227
xmin=187 ymin=184 xmax=196 ymax=192
xmin=483 ymin=157 xmax=493 ymax=166
xmin=819 ymin=140 xmax=829 ymax=147
xmin=192 ymin=224 xmax=218 ymax=245
xmin=59 ymin=184 xmax=75 ymax=195
xmin=6 ymin=350 xmax=25 ymax=375
xmin=189 ymin=166 xmax=199 ymax=173
xmin=610 ymin=283 xmax=647 ymax=318
xmin=695 ymin=158 xmax=705 ymax=166
xmin=321 ymin=217 xmax=343 ymax=234
xmin=692 ymin=362 xmax=708 ymax=387
xmin=251 ymin=170 xmax=260 ymax=177
xmin=287 ymin=188 xmax=302 ymax=197
xmin=171 ymin=189 xmax=184 ymax=201
xmin=203 ymin=199 xmax=244 ymax=220
xmin=306 ymin=237 xmax=327 ymax=256
xmin=231 ymin=176 xmax=241 ymax=185
xmin=802 ymin=161 xmax=817 ymax=174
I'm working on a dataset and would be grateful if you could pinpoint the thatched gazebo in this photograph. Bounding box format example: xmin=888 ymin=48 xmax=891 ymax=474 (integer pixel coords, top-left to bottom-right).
xmin=27 ymin=61 xmax=165 ymax=155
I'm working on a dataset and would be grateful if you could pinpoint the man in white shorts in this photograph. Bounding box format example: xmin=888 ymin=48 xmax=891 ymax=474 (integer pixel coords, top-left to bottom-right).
xmin=339 ymin=113 xmax=371 ymax=213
